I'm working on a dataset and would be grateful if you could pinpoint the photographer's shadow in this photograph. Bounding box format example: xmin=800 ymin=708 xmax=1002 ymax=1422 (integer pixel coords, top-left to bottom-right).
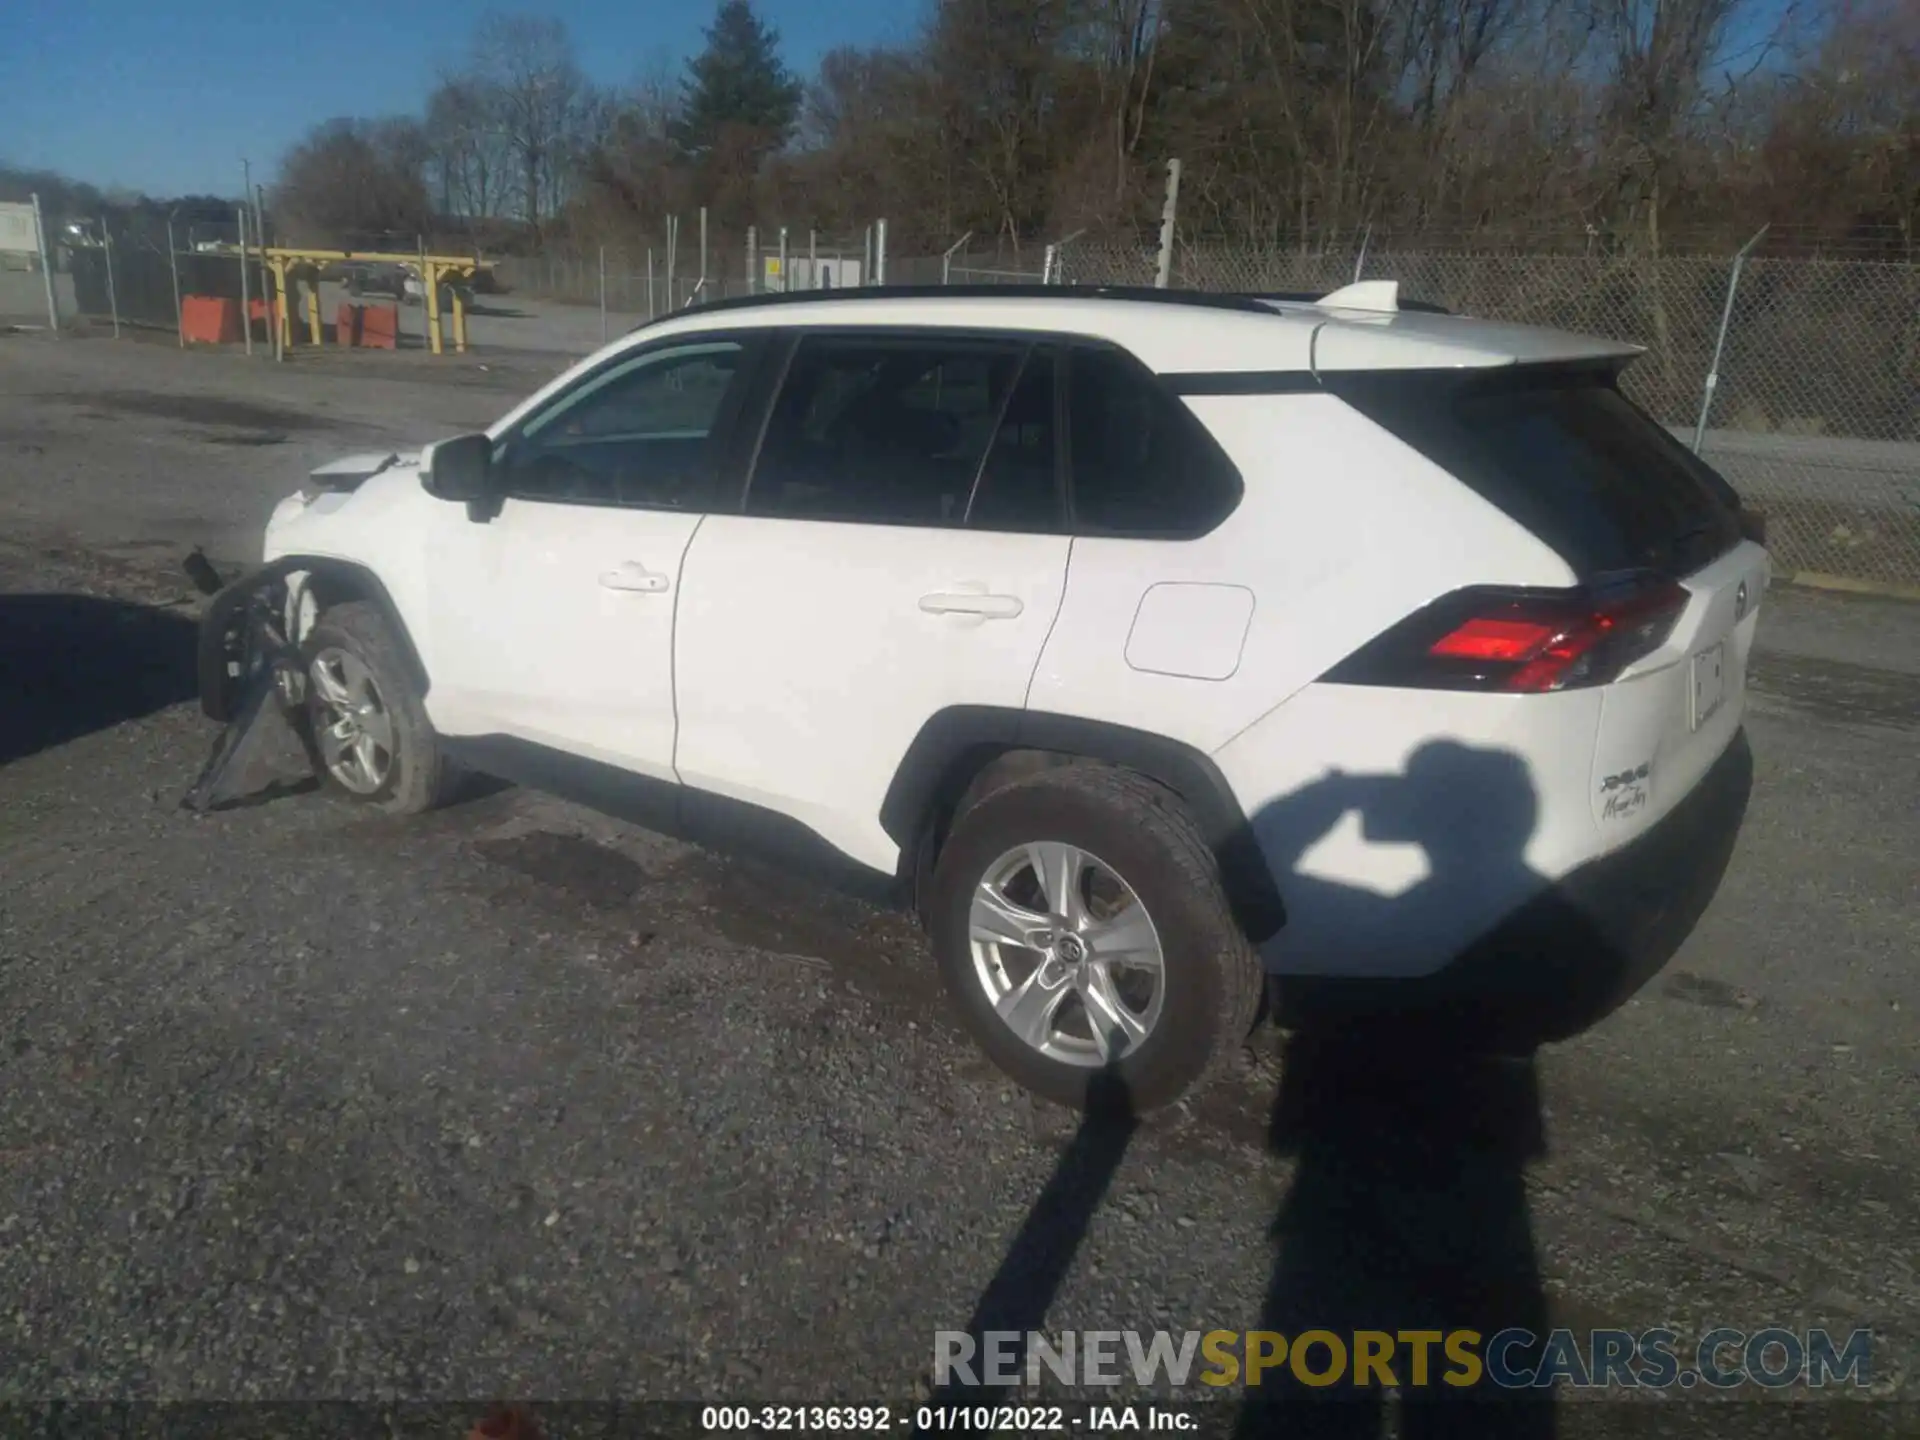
xmin=931 ymin=737 xmax=1748 ymax=1438
xmin=1237 ymin=741 xmax=1568 ymax=1439
xmin=1261 ymin=732 xmax=1750 ymax=1051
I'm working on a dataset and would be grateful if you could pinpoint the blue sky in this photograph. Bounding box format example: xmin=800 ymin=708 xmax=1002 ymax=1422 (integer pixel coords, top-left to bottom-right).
xmin=0 ymin=0 xmax=917 ymax=198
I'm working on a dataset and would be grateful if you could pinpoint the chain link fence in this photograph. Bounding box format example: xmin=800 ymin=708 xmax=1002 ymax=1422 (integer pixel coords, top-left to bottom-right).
xmin=497 ymin=231 xmax=880 ymax=319
xmin=68 ymin=195 xmax=1899 ymax=588
xmin=506 ymin=229 xmax=1917 ymax=588
xmin=1044 ymin=238 xmax=1920 ymax=592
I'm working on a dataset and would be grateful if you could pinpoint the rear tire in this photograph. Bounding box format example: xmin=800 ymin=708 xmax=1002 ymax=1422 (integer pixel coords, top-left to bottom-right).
xmin=929 ymin=763 xmax=1264 ymax=1113
xmin=300 ymin=601 xmax=459 ymax=815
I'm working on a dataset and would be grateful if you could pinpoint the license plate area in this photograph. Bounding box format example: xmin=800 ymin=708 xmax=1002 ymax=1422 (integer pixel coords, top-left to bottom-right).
xmin=1691 ymin=642 xmax=1727 ymax=731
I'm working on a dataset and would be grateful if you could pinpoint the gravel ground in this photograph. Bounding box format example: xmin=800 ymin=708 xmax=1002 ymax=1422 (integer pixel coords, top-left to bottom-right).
xmin=1 ymin=333 xmax=1917 ymax=1433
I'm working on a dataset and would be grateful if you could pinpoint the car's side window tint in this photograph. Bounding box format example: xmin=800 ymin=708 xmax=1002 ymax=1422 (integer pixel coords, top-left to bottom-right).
xmin=966 ymin=349 xmax=1061 ymax=533
xmin=747 ymin=335 xmax=1030 ymax=526
xmin=1067 ymin=346 xmax=1243 ymax=536
xmin=500 ymin=340 xmax=745 ymax=510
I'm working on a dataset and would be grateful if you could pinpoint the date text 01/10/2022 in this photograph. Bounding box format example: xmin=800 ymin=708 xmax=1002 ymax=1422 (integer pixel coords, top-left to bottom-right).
xmin=697 ymin=1404 xmax=1195 ymax=1431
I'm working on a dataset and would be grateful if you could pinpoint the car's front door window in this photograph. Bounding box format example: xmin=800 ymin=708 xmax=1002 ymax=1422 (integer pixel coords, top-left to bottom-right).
xmin=498 ymin=340 xmax=746 ymax=509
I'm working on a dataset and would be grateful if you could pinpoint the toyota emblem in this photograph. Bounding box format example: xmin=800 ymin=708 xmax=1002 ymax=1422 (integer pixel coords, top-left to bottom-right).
xmin=1735 ymin=580 xmax=1749 ymax=620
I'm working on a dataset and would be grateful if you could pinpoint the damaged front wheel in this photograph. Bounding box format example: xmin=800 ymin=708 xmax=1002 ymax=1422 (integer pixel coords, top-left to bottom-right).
xmin=300 ymin=601 xmax=459 ymax=814
xmin=308 ymin=647 xmax=395 ymax=795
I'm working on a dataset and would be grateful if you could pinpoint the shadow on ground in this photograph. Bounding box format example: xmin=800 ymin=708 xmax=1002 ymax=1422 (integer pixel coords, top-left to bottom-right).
xmin=0 ymin=593 xmax=199 ymax=766
xmin=932 ymin=732 xmax=1757 ymax=1437
xmin=1234 ymin=1034 xmax=1553 ymax=1439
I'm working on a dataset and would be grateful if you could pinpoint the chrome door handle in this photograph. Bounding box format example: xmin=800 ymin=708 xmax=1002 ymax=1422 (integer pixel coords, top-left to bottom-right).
xmin=919 ymin=591 xmax=1024 ymax=619
xmin=599 ymin=562 xmax=670 ymax=594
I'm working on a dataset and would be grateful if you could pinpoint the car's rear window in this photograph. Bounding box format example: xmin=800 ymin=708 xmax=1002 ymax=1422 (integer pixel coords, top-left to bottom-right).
xmin=1332 ymin=367 xmax=1744 ymax=579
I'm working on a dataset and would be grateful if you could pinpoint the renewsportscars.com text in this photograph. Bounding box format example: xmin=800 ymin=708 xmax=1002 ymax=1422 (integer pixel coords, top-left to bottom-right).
xmin=933 ymin=1327 xmax=1873 ymax=1391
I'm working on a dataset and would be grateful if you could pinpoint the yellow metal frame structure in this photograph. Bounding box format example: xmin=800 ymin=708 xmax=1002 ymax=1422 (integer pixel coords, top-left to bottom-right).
xmin=258 ymin=248 xmax=489 ymax=357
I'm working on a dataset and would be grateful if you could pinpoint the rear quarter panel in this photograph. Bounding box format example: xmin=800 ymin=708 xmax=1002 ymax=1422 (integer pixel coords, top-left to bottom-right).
xmin=1215 ymin=682 xmax=1607 ymax=977
xmin=1027 ymin=387 xmax=1614 ymax=980
xmin=1026 ymin=390 xmax=1577 ymax=754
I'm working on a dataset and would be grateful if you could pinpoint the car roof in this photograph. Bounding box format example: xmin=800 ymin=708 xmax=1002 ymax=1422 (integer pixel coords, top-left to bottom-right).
xmin=623 ymin=283 xmax=1643 ymax=377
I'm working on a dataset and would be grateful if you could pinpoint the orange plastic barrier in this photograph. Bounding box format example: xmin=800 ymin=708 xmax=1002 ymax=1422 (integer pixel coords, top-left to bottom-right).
xmin=359 ymin=303 xmax=399 ymax=350
xmin=332 ymin=303 xmax=399 ymax=350
xmin=179 ymin=295 xmax=240 ymax=345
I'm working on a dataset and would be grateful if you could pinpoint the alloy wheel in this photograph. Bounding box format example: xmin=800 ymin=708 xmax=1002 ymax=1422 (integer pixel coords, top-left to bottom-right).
xmin=967 ymin=841 xmax=1166 ymax=1067
xmin=308 ymin=647 xmax=395 ymax=795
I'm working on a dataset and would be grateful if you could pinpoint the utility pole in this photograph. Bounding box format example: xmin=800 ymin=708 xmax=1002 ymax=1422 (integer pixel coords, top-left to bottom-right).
xmin=100 ymin=214 xmax=121 ymax=338
xmin=167 ymin=210 xmax=183 ymax=347
xmin=30 ymin=193 xmax=59 ymax=332
xmin=236 ymin=207 xmax=254 ymax=357
xmin=242 ymin=160 xmax=260 ymax=248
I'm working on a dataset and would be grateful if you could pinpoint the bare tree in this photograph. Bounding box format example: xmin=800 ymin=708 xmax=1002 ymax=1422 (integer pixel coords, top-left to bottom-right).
xmin=275 ymin=117 xmax=432 ymax=245
xmin=469 ymin=13 xmax=594 ymax=230
xmin=1748 ymin=0 xmax=1918 ymax=243
xmin=250 ymin=0 xmax=1901 ymax=264
xmin=425 ymin=78 xmax=507 ymax=221
xmin=1589 ymin=0 xmax=1807 ymax=247
xmin=923 ymin=0 xmax=1080 ymax=253
xmin=1078 ymin=0 xmax=1165 ymax=205
xmin=627 ymin=49 xmax=685 ymax=145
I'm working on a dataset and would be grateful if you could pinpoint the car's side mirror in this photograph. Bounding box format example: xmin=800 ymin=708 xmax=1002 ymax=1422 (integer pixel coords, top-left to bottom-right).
xmin=421 ymin=432 xmax=493 ymax=502
xmin=421 ymin=432 xmax=505 ymax=523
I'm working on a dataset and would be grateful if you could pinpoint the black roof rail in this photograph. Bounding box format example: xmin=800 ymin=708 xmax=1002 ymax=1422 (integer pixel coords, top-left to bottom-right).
xmin=631 ymin=281 xmax=1450 ymax=330
xmin=639 ymin=283 xmax=1284 ymax=326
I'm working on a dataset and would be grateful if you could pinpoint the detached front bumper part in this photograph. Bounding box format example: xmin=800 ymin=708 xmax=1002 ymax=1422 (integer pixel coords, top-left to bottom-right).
xmin=180 ymin=559 xmax=313 ymax=814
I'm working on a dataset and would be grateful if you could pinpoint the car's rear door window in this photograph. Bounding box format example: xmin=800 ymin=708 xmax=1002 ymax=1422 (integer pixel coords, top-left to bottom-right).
xmin=1065 ymin=345 xmax=1243 ymax=537
xmin=965 ymin=347 xmax=1063 ymax=533
xmin=746 ymin=334 xmax=1034 ymax=526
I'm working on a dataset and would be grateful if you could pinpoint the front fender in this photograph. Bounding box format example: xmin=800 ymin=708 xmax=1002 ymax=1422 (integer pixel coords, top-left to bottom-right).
xmin=196 ymin=556 xmax=430 ymax=721
xmin=196 ymin=564 xmax=289 ymax=723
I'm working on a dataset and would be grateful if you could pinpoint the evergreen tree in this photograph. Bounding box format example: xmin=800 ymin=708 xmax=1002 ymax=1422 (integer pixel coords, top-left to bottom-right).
xmin=673 ymin=0 xmax=803 ymax=161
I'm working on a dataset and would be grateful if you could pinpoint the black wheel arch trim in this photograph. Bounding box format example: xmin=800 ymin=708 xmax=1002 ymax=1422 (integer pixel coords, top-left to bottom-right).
xmin=197 ymin=555 xmax=430 ymax=721
xmin=881 ymin=706 xmax=1286 ymax=943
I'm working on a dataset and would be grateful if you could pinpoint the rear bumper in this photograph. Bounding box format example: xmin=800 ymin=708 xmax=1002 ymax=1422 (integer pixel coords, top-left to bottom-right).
xmin=1273 ymin=726 xmax=1753 ymax=1046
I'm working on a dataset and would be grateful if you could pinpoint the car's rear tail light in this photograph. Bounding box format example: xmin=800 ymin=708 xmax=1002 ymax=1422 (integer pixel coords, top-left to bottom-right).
xmin=1429 ymin=617 xmax=1563 ymax=663
xmin=1324 ymin=577 xmax=1691 ymax=693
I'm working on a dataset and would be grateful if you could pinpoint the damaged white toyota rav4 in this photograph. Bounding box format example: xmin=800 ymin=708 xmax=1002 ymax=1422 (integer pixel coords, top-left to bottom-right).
xmin=193 ymin=281 xmax=1768 ymax=1111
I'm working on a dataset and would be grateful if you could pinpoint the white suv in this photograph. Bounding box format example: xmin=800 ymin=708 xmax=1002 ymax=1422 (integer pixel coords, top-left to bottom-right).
xmin=198 ymin=281 xmax=1768 ymax=1111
